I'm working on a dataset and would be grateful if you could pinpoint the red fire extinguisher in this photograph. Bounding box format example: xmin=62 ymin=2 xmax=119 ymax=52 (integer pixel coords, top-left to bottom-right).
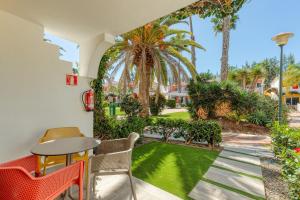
xmin=82 ymin=89 xmax=94 ymax=112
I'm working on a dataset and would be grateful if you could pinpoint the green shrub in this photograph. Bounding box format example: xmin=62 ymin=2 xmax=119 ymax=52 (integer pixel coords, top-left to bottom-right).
xmin=102 ymin=101 xmax=109 ymax=107
xmin=120 ymin=94 xmax=142 ymax=118
xmin=188 ymin=73 xmax=283 ymax=127
xmin=152 ymin=118 xmax=185 ymax=142
xmin=94 ymin=116 xmax=148 ymax=139
xmin=149 ymin=94 xmax=166 ymax=116
xmin=271 ymin=122 xmax=300 ymax=199
xmin=152 ymin=118 xmax=222 ymax=147
xmin=166 ymin=99 xmax=176 ymax=108
xmin=247 ymin=110 xmax=270 ymax=126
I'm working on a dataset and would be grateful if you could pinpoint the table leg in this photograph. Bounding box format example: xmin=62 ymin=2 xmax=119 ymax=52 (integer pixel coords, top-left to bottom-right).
xmin=64 ymin=154 xmax=75 ymax=200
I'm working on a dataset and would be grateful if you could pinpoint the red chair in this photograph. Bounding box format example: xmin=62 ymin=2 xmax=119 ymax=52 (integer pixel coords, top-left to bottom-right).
xmin=0 ymin=155 xmax=84 ymax=200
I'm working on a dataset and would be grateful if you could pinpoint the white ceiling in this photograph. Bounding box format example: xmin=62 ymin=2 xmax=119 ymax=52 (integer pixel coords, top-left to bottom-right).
xmin=0 ymin=0 xmax=196 ymax=42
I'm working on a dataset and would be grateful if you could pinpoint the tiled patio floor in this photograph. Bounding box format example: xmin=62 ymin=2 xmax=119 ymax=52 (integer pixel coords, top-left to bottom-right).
xmin=60 ymin=174 xmax=181 ymax=200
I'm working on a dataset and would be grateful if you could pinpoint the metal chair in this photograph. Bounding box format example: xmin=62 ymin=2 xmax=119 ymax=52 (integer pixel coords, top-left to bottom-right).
xmin=87 ymin=132 xmax=140 ymax=200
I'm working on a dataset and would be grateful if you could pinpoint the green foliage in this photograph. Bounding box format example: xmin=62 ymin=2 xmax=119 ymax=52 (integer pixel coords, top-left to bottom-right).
xmin=247 ymin=110 xmax=269 ymax=126
xmin=94 ymin=116 xmax=148 ymax=140
xmin=152 ymin=118 xmax=222 ymax=147
xmin=120 ymin=94 xmax=142 ymax=118
xmin=149 ymin=94 xmax=166 ymax=116
xmin=271 ymin=122 xmax=300 ymax=199
xmin=188 ymin=73 xmax=282 ymax=127
xmin=174 ymin=120 xmax=222 ymax=147
xmin=102 ymin=101 xmax=109 ymax=107
xmin=166 ymin=99 xmax=176 ymax=108
xmin=152 ymin=118 xmax=186 ymax=142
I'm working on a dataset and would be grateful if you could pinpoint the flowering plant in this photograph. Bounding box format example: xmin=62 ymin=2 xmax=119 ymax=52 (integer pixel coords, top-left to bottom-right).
xmin=294 ymin=147 xmax=300 ymax=154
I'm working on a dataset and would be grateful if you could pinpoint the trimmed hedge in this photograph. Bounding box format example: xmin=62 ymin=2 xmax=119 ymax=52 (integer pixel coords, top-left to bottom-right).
xmin=151 ymin=118 xmax=222 ymax=147
xmin=271 ymin=122 xmax=300 ymax=200
xmin=94 ymin=116 xmax=148 ymax=139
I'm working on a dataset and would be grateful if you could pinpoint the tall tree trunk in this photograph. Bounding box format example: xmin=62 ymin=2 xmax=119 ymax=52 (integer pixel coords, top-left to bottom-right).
xmin=242 ymin=77 xmax=246 ymax=90
xmin=178 ymin=59 xmax=181 ymax=93
xmin=221 ymin=15 xmax=231 ymax=81
xmin=189 ymin=16 xmax=196 ymax=67
xmin=138 ymin=63 xmax=150 ymax=117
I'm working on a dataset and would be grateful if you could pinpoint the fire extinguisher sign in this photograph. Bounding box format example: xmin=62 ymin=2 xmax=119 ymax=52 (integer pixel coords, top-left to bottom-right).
xmin=66 ymin=74 xmax=78 ymax=86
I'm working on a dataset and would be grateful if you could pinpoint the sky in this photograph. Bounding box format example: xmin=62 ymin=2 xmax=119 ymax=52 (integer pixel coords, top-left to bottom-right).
xmin=45 ymin=0 xmax=300 ymax=75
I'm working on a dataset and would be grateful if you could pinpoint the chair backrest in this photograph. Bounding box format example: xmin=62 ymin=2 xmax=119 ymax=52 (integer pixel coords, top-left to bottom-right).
xmin=128 ymin=132 xmax=140 ymax=149
xmin=40 ymin=127 xmax=84 ymax=143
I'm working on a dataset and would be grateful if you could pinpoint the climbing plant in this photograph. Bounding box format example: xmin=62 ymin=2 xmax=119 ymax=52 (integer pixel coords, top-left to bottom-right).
xmin=91 ymin=48 xmax=119 ymax=139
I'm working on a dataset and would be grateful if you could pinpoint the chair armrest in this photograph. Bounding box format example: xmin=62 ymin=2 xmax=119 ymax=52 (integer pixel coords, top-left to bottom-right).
xmin=0 ymin=155 xmax=38 ymax=173
xmin=96 ymin=139 xmax=129 ymax=154
xmin=90 ymin=150 xmax=132 ymax=172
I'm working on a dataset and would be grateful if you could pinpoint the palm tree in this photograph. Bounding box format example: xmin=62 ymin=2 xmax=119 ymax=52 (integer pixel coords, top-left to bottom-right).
xmin=211 ymin=15 xmax=239 ymax=81
xmin=107 ymin=16 xmax=204 ymax=117
xmin=249 ymin=64 xmax=265 ymax=91
xmin=188 ymin=16 xmax=197 ymax=67
xmin=229 ymin=67 xmax=250 ymax=89
xmin=184 ymin=0 xmax=247 ymax=81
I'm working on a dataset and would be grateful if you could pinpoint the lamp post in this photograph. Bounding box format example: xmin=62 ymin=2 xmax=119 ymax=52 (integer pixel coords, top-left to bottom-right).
xmin=272 ymin=32 xmax=294 ymax=123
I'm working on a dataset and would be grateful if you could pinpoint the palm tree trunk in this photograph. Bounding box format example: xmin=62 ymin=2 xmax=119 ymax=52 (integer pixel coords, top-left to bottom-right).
xmin=242 ymin=77 xmax=246 ymax=90
xmin=221 ymin=15 xmax=231 ymax=81
xmin=189 ymin=16 xmax=196 ymax=67
xmin=178 ymin=59 xmax=181 ymax=93
xmin=138 ymin=63 xmax=150 ymax=117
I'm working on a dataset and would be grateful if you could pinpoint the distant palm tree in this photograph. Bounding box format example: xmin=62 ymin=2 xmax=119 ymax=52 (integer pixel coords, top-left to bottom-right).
xmin=229 ymin=67 xmax=250 ymax=89
xmin=107 ymin=16 xmax=204 ymax=117
xmin=249 ymin=64 xmax=265 ymax=91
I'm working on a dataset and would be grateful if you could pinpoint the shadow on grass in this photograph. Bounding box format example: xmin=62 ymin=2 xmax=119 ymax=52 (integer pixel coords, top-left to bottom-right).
xmin=132 ymin=142 xmax=219 ymax=200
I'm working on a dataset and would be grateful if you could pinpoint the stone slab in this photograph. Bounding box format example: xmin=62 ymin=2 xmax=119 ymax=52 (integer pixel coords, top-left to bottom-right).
xmin=223 ymin=146 xmax=274 ymax=158
xmin=220 ymin=150 xmax=261 ymax=166
xmin=61 ymin=175 xmax=182 ymax=200
xmin=213 ymin=157 xmax=262 ymax=177
xmin=189 ymin=180 xmax=252 ymax=200
xmin=204 ymin=167 xmax=265 ymax=198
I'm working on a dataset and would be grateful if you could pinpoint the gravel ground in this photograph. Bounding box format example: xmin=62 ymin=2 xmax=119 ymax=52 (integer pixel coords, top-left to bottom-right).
xmin=261 ymin=157 xmax=289 ymax=200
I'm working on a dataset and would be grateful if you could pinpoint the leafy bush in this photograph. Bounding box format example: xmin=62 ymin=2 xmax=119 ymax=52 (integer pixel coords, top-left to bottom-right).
xmin=120 ymin=94 xmax=142 ymax=118
xmin=103 ymin=101 xmax=109 ymax=107
xmin=188 ymin=73 xmax=283 ymax=127
xmin=166 ymin=99 xmax=176 ymax=108
xmin=152 ymin=118 xmax=185 ymax=142
xmin=271 ymin=122 xmax=300 ymax=199
xmin=152 ymin=118 xmax=222 ymax=147
xmin=95 ymin=116 xmax=148 ymax=140
xmin=247 ymin=110 xmax=270 ymax=126
xmin=149 ymin=94 xmax=166 ymax=116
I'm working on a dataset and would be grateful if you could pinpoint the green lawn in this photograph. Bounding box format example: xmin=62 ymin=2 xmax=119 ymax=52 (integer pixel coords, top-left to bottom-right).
xmin=152 ymin=111 xmax=191 ymax=121
xmin=132 ymin=142 xmax=219 ymax=199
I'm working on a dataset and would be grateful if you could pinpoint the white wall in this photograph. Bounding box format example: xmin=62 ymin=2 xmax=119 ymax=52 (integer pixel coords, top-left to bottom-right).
xmin=0 ymin=10 xmax=93 ymax=162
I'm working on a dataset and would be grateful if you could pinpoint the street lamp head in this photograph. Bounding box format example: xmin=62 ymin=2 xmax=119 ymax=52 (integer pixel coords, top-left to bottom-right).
xmin=272 ymin=32 xmax=294 ymax=46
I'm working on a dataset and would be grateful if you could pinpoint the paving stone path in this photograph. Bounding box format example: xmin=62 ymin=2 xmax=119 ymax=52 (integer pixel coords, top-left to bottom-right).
xmin=189 ymin=133 xmax=272 ymax=200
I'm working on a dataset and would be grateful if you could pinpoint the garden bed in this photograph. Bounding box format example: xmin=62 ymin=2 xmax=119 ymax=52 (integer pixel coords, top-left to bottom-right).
xmin=261 ymin=157 xmax=289 ymax=200
xmin=217 ymin=118 xmax=269 ymax=135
